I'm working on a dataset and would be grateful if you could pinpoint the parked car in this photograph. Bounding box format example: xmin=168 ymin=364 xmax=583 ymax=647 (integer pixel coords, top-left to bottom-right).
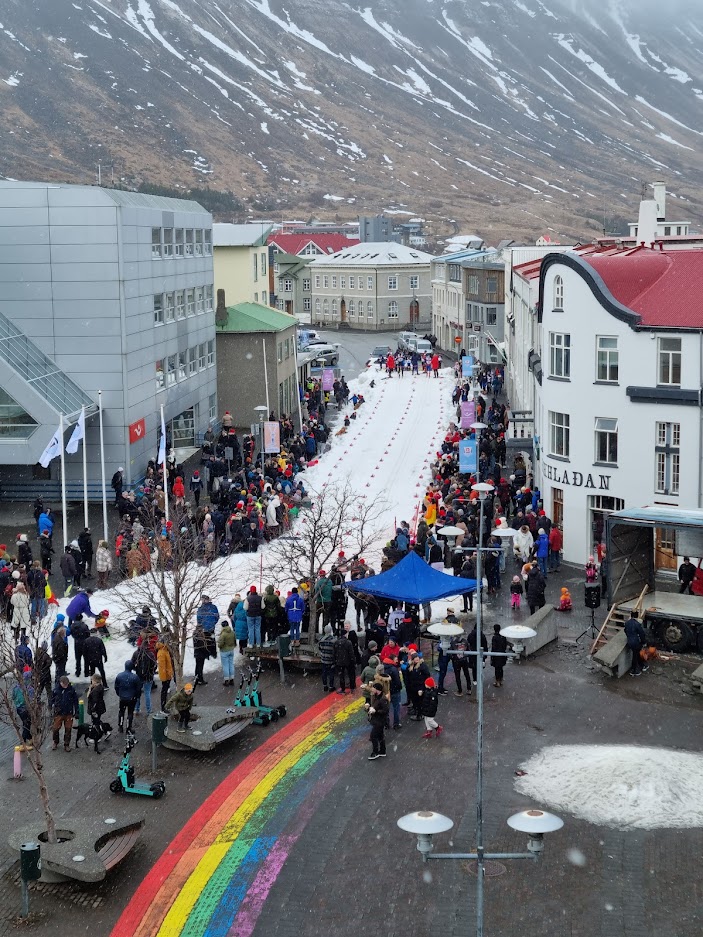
xmin=366 ymin=344 xmax=393 ymax=367
xmin=309 ymin=343 xmax=339 ymax=366
xmin=398 ymin=331 xmax=421 ymax=351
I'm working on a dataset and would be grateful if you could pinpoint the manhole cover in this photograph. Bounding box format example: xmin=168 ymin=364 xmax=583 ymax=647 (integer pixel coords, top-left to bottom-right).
xmin=463 ymin=860 xmax=507 ymax=877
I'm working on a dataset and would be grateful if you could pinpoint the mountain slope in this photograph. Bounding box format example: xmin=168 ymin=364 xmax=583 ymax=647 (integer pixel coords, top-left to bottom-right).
xmin=1 ymin=0 xmax=702 ymax=240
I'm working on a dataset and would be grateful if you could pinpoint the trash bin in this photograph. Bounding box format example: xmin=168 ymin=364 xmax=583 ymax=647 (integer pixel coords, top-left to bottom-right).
xmin=278 ymin=634 xmax=291 ymax=658
xmin=151 ymin=712 xmax=168 ymax=745
xmin=19 ymin=843 xmax=41 ymax=882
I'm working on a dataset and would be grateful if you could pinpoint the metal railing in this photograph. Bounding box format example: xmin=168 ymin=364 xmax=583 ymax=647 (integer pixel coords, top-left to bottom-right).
xmin=0 ymin=309 xmax=95 ymax=416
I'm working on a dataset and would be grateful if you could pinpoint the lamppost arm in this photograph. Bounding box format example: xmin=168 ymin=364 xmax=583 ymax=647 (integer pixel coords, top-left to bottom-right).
xmin=426 ymin=851 xmax=538 ymax=862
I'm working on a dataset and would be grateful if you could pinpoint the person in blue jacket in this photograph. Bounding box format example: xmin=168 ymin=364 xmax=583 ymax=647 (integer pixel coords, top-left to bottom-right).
xmin=227 ymin=593 xmax=249 ymax=652
xmin=114 ymin=660 xmax=141 ymax=734
xmin=285 ymin=587 xmax=306 ymax=647
xmin=534 ymin=528 xmax=549 ymax=577
xmin=37 ymin=508 xmax=54 ymax=541
xmin=66 ymin=589 xmax=97 ymax=628
xmin=196 ymin=595 xmax=219 ymax=634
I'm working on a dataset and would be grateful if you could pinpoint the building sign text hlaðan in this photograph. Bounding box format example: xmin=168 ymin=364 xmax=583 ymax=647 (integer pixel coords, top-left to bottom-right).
xmin=544 ymin=462 xmax=610 ymax=490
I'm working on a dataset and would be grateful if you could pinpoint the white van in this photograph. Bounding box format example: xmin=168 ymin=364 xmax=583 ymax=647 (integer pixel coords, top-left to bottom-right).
xmin=408 ymin=338 xmax=433 ymax=355
xmin=398 ymin=331 xmax=420 ymax=351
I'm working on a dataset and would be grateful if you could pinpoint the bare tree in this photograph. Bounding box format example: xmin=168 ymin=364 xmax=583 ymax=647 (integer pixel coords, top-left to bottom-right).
xmin=0 ymin=610 xmax=58 ymax=844
xmin=263 ymin=479 xmax=388 ymax=635
xmin=112 ymin=517 xmax=223 ymax=682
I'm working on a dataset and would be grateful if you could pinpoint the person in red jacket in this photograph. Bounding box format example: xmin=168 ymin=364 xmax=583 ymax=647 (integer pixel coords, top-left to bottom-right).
xmin=548 ymin=525 xmax=563 ymax=571
xmin=173 ymin=476 xmax=185 ymax=506
xmin=431 ymin=353 xmax=440 ymax=378
xmin=386 ymin=353 xmax=395 ymax=377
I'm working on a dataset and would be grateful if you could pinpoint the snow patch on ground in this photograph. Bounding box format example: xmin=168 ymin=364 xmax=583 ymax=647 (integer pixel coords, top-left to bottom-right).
xmin=515 ymin=745 xmax=703 ymax=830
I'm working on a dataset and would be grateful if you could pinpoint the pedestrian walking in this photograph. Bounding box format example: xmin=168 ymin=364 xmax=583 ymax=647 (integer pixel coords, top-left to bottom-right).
xmin=114 ymin=659 xmax=141 ymax=733
xmin=334 ymin=628 xmax=356 ymax=694
xmin=319 ymin=624 xmax=337 ymax=692
xmin=218 ymin=619 xmax=236 ymax=686
xmin=491 ymin=624 xmax=509 ymax=687
xmin=156 ymin=639 xmax=174 ymax=711
xmin=624 ymin=614 xmax=647 ymax=677
xmin=51 ymin=675 xmax=79 ymax=751
xmin=365 ymin=682 xmax=389 ymax=760
xmin=419 ymin=677 xmax=443 ymax=738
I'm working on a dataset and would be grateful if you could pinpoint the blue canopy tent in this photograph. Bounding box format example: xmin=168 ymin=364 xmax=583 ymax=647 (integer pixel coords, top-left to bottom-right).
xmin=344 ymin=550 xmax=477 ymax=604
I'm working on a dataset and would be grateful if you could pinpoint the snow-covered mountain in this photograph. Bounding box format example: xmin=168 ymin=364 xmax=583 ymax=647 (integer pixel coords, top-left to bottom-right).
xmin=1 ymin=0 xmax=702 ymax=240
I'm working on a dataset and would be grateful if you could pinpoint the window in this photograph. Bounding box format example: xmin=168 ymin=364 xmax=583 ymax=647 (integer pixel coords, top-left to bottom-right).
xmin=261 ymin=251 xmax=267 ymax=275
xmin=254 ymin=293 xmax=258 ymax=303
xmin=167 ymin=355 xmax=176 ymax=386
xmin=209 ymin=393 xmax=216 ymax=420
xmin=165 ymin=292 xmax=176 ymax=322
xmin=358 ymin=276 xmax=364 ymax=291
xmin=323 ymin=276 xmax=329 ymax=289
xmin=349 ymin=300 xmax=355 ymax=316
xmin=303 ymin=297 xmax=311 ymax=312
xmin=655 ymin=422 xmax=681 ymax=495
xmin=332 ymin=276 xmax=337 ymax=289
xmin=553 ymin=275 xmax=564 ymax=309
xmin=549 ymin=411 xmax=570 ymax=458
xmin=303 ymin=278 xmax=311 ymax=292
xmin=176 ymin=290 xmax=186 ymax=320
xmin=340 ymin=276 xmax=346 ymax=290
xmin=185 ymin=229 xmax=194 ymax=255
xmin=195 ymin=230 xmax=203 ymax=256
xmin=204 ymin=229 xmax=212 ymax=254
xmin=658 ymin=337 xmax=681 ymax=386
xmin=468 ymin=274 xmax=479 ymax=293
xmin=388 ymin=301 xmax=398 ymax=318
xmin=449 ymin=264 xmax=461 ymax=282
xmin=261 ymin=291 xmax=268 ymax=306
xmin=253 ymin=252 xmax=258 ymax=281
xmin=163 ymin=228 xmax=174 ymax=257
xmin=596 ymin=336 xmax=619 ymax=382
xmin=153 ymin=293 xmax=164 ymax=324
xmin=323 ymin=300 xmax=329 ymax=317
xmin=332 ymin=299 xmax=338 ymax=317
xmin=151 ymin=227 xmax=162 ymax=259
xmin=552 ymin=487 xmax=564 ymax=530
xmin=156 ymin=359 xmax=165 ymax=390
xmin=367 ymin=301 xmax=373 ymax=318
xmin=206 ymin=285 xmax=214 ymax=312
xmin=207 ymin=340 xmax=214 ymax=366
xmin=188 ymin=346 xmax=197 ymax=376
xmin=367 ymin=276 xmax=373 ymax=290
xmin=283 ymin=278 xmax=293 ymax=292
xmin=196 ymin=287 xmax=205 ymax=314
xmin=410 ymin=275 xmax=419 ymax=290
xmin=315 ymin=298 xmax=321 ymax=316
xmin=274 ymin=261 xmax=280 ymax=274
xmin=277 ymin=299 xmax=284 ymax=310
xmin=175 ymin=229 xmax=184 ymax=256
xmin=198 ymin=343 xmax=206 ymax=370
xmin=178 ymin=351 xmax=187 ymax=381
xmin=388 ymin=275 xmax=398 ymax=290
xmin=186 ymin=288 xmax=195 ymax=317
xmin=314 ymin=275 xmax=321 ymax=288
xmin=486 ymin=276 xmax=498 ymax=294
xmin=486 ymin=306 xmax=497 ymax=326
xmin=664 ymin=226 xmax=671 ymax=236
xmin=549 ymin=332 xmax=571 ymax=379
xmin=595 ymin=417 xmax=618 ymax=464
xmin=349 ymin=275 xmax=356 ymax=289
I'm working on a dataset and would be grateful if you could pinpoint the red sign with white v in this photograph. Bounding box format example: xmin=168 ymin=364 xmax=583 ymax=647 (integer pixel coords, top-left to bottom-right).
xmin=129 ymin=418 xmax=146 ymax=444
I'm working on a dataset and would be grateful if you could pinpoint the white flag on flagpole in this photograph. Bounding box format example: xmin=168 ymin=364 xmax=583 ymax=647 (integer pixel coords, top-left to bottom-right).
xmin=66 ymin=407 xmax=85 ymax=455
xmin=39 ymin=422 xmax=64 ymax=468
xmin=157 ymin=408 xmax=166 ymax=465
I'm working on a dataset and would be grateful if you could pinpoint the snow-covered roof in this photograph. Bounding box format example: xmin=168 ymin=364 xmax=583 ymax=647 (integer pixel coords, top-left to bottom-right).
xmin=213 ymin=223 xmax=272 ymax=247
xmin=433 ymin=247 xmax=495 ymax=264
xmin=309 ymin=242 xmax=433 ymax=267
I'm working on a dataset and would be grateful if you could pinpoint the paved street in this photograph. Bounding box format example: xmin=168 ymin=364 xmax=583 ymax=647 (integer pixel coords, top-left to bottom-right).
xmin=1 ymin=570 xmax=702 ymax=936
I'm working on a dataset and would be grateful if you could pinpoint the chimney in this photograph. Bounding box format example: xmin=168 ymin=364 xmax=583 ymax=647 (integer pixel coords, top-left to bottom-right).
xmin=652 ymin=180 xmax=666 ymax=222
xmin=637 ymin=199 xmax=658 ymax=247
xmin=215 ymin=288 xmax=228 ymax=327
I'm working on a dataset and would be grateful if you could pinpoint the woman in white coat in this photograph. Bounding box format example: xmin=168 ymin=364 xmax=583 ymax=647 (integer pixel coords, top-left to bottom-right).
xmin=512 ymin=525 xmax=534 ymax=565
xmin=11 ymin=581 xmax=31 ymax=637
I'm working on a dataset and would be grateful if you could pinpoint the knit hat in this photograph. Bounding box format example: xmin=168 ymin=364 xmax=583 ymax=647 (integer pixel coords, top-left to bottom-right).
xmin=561 ymin=587 xmax=569 ymax=595
xmin=407 ymin=643 xmax=418 ymax=652
xmin=249 ymin=585 xmax=257 ymax=593
xmin=368 ymin=656 xmax=380 ymax=666
xmin=367 ymin=641 xmax=378 ymax=650
xmin=512 ymin=575 xmax=520 ymax=583
xmin=324 ymin=624 xmax=333 ymax=635
xmin=424 ymin=677 xmax=435 ymax=688
xmin=184 ymin=683 xmax=193 ymax=693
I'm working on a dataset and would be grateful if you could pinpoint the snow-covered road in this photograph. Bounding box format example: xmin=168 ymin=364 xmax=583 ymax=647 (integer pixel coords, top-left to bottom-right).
xmin=52 ymin=367 xmax=455 ymax=682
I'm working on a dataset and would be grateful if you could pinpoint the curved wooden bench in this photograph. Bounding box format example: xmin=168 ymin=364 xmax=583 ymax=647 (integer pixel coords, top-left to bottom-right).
xmin=95 ymin=823 xmax=143 ymax=871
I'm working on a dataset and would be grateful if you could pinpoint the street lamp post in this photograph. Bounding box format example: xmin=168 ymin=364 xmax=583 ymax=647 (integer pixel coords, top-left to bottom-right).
xmin=399 ymin=480 xmax=562 ymax=936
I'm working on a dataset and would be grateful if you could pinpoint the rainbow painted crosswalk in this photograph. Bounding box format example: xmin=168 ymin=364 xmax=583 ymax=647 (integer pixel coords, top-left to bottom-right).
xmin=111 ymin=694 xmax=364 ymax=937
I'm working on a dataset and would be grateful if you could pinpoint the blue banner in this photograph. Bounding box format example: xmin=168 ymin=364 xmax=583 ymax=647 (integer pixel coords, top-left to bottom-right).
xmin=461 ymin=355 xmax=474 ymax=378
xmin=459 ymin=440 xmax=477 ymax=474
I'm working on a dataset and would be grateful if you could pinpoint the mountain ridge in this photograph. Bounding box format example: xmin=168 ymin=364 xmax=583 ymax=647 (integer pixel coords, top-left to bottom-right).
xmin=1 ymin=0 xmax=702 ymax=241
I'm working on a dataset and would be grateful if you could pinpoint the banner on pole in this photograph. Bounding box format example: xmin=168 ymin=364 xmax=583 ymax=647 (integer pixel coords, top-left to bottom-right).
xmin=459 ymin=440 xmax=477 ymax=475
xmin=461 ymin=355 xmax=475 ymax=378
xmin=263 ymin=421 xmax=280 ymax=453
xmin=322 ymin=368 xmax=335 ymax=391
xmin=460 ymin=399 xmax=476 ymax=429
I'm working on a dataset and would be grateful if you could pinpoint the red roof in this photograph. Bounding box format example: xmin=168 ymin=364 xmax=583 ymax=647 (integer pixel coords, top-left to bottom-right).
xmin=268 ymin=233 xmax=360 ymax=256
xmin=582 ymin=247 xmax=703 ymax=328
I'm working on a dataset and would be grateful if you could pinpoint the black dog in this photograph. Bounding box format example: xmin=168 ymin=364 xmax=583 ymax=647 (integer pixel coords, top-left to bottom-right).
xmin=75 ymin=721 xmax=113 ymax=754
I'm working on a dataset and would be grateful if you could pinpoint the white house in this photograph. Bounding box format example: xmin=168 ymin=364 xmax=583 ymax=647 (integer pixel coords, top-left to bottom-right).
xmin=536 ymin=246 xmax=703 ymax=563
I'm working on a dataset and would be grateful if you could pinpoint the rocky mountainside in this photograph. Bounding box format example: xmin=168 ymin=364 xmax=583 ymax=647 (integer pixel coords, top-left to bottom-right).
xmin=1 ymin=0 xmax=702 ymax=241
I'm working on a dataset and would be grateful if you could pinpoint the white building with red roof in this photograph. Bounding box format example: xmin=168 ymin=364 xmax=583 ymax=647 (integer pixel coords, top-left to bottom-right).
xmin=534 ymin=246 xmax=703 ymax=562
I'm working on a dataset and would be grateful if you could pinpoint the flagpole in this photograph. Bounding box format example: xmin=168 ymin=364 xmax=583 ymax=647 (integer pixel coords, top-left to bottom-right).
xmin=59 ymin=412 xmax=68 ymax=551
xmin=98 ymin=391 xmax=108 ymax=543
xmin=80 ymin=406 xmax=88 ymax=529
xmin=161 ymin=404 xmax=169 ymax=523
